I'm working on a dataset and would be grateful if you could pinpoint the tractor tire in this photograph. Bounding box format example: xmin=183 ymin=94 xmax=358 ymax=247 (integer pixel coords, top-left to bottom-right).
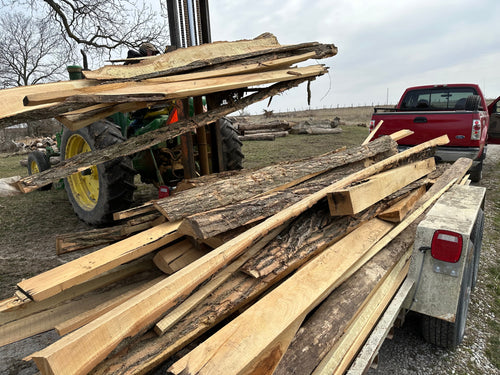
xmin=420 ymin=258 xmax=474 ymax=348
xmin=220 ymin=118 xmax=244 ymax=170
xmin=60 ymin=120 xmax=136 ymax=226
xmin=27 ymin=151 xmax=52 ymax=191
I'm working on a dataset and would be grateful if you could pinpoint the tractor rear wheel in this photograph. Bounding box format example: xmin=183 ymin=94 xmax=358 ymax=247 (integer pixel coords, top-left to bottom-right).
xmin=61 ymin=120 xmax=136 ymax=225
xmin=220 ymin=118 xmax=244 ymax=170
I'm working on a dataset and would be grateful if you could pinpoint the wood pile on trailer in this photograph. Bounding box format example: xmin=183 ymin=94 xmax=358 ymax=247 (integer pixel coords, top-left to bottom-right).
xmin=0 ymin=128 xmax=475 ymax=374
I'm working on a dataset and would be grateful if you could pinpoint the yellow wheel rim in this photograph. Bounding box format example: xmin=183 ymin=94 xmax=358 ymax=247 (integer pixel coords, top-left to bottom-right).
xmin=65 ymin=134 xmax=99 ymax=211
xmin=30 ymin=160 xmax=40 ymax=174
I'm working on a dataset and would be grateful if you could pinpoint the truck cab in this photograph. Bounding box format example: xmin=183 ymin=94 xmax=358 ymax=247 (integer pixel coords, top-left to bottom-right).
xmin=370 ymin=84 xmax=499 ymax=182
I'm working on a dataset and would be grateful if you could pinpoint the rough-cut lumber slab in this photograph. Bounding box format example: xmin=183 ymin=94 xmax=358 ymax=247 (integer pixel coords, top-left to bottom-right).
xmin=313 ymin=254 xmax=410 ymax=375
xmin=83 ymin=34 xmax=336 ymax=81
xmin=17 ymin=77 xmax=314 ymax=191
xmin=153 ymin=241 xmax=207 ymax=274
xmin=378 ymin=185 xmax=426 ymax=222
xmin=25 ymin=53 xmax=317 ymax=106
xmin=17 ymin=221 xmax=181 ymax=301
xmin=84 ymin=35 xmax=283 ymax=80
xmin=362 ymin=120 xmax=383 ymax=145
xmin=56 ymin=101 xmax=153 ymax=130
xmin=0 ymin=258 xmax=153 ymax=317
xmin=54 ymin=277 xmax=162 ymax=336
xmin=238 ymin=120 xmax=291 ymax=132
xmin=346 ymin=279 xmax=414 ymax=375
xmin=113 ymin=201 xmax=156 ymax=221
xmin=0 ymin=80 xmax=97 ymax=130
xmin=179 ymin=146 xmax=395 ymax=240
xmin=157 ymin=136 xmax=399 ymax=221
xmin=168 ymin=219 xmax=395 ymax=375
xmin=327 ymin=158 xmax=436 ymax=216
xmin=56 ymin=225 xmax=128 ymax=255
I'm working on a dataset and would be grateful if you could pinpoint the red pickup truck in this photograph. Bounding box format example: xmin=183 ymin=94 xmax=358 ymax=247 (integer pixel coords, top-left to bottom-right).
xmin=370 ymin=84 xmax=500 ymax=182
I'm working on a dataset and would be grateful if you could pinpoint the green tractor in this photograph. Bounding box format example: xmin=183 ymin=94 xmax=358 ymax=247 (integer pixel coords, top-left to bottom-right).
xmin=27 ymin=70 xmax=243 ymax=226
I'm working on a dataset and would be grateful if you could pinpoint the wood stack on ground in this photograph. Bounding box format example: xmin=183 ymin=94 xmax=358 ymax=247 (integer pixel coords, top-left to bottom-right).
xmin=235 ymin=119 xmax=292 ymax=141
xmin=0 ymin=131 xmax=476 ymax=375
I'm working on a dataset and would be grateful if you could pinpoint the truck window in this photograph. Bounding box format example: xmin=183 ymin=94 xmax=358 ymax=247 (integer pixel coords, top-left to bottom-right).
xmin=400 ymin=87 xmax=478 ymax=111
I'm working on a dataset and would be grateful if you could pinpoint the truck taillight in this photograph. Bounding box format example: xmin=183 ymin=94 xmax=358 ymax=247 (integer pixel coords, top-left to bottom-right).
xmin=471 ymin=119 xmax=481 ymax=140
xmin=369 ymin=120 xmax=375 ymax=132
xmin=431 ymin=230 xmax=463 ymax=263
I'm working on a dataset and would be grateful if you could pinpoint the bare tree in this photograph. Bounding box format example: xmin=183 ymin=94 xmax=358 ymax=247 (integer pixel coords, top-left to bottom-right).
xmin=2 ymin=1 xmax=169 ymax=56
xmin=0 ymin=12 xmax=71 ymax=88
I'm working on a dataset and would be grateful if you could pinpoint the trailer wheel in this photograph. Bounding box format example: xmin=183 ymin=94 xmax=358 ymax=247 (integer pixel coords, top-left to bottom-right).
xmin=469 ymin=160 xmax=483 ymax=183
xmin=27 ymin=151 xmax=52 ymax=191
xmin=420 ymin=260 xmax=473 ymax=348
xmin=465 ymin=95 xmax=481 ymax=111
xmin=220 ymin=117 xmax=244 ymax=170
xmin=61 ymin=120 xmax=136 ymax=225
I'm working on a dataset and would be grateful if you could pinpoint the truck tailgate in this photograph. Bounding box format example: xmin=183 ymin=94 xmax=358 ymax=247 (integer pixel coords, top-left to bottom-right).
xmin=373 ymin=112 xmax=477 ymax=147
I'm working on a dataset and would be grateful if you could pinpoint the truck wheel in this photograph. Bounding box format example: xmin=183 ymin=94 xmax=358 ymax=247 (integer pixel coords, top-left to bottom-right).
xmin=27 ymin=151 xmax=52 ymax=191
xmin=469 ymin=160 xmax=483 ymax=182
xmin=220 ymin=117 xmax=244 ymax=170
xmin=61 ymin=120 xmax=136 ymax=226
xmin=465 ymin=95 xmax=481 ymax=111
xmin=420 ymin=261 xmax=473 ymax=348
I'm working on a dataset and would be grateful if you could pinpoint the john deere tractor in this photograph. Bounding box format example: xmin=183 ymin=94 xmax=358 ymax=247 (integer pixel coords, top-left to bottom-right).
xmin=27 ymin=83 xmax=243 ymax=226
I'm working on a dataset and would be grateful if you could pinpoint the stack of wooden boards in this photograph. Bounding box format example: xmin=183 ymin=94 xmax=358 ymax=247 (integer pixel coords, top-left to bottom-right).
xmin=0 ymin=131 xmax=475 ymax=375
xmin=0 ymin=33 xmax=337 ymax=192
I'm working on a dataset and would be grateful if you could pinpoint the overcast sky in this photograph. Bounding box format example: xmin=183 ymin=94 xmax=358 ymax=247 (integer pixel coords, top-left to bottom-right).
xmin=208 ymin=0 xmax=499 ymax=114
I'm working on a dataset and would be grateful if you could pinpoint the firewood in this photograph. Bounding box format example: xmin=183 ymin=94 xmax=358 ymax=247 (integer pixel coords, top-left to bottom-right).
xmin=238 ymin=134 xmax=275 ymax=141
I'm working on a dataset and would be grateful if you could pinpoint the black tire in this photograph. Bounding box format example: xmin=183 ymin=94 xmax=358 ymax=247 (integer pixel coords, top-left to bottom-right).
xmin=465 ymin=95 xmax=481 ymax=111
xmin=421 ymin=260 xmax=474 ymax=348
xmin=60 ymin=120 xmax=136 ymax=226
xmin=469 ymin=160 xmax=483 ymax=182
xmin=220 ymin=117 xmax=244 ymax=170
xmin=27 ymin=151 xmax=52 ymax=191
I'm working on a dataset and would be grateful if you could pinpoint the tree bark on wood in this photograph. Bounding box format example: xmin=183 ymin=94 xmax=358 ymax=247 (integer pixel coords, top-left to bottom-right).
xmin=17 ymin=77 xmax=315 ymax=191
xmin=56 ymin=225 xmax=128 ymax=255
xmin=238 ymin=134 xmax=276 ymax=141
xmin=237 ymin=120 xmax=291 ymax=132
xmin=179 ymin=148 xmax=394 ymax=240
xmin=157 ymin=136 xmax=398 ymax=221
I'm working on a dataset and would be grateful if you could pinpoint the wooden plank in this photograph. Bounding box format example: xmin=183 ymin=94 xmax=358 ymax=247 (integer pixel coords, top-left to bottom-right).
xmin=361 ymin=120 xmax=383 ymax=145
xmin=327 ymin=158 xmax=436 ymax=216
xmin=378 ymin=185 xmax=426 ymax=222
xmin=54 ymin=277 xmax=162 ymax=336
xmin=153 ymin=241 xmax=207 ymax=275
xmin=56 ymin=225 xmax=128 ymax=255
xmin=0 ymin=80 xmax=97 ymax=130
xmin=346 ymin=279 xmax=414 ymax=375
xmin=17 ymin=221 xmax=181 ymax=301
xmin=312 ymin=253 xmax=411 ymax=375
xmin=113 ymin=201 xmax=156 ymax=221
xmin=168 ymin=219 xmax=395 ymax=375
xmin=28 ymin=136 xmax=448 ymax=375
xmin=385 ymin=129 xmax=414 ymax=142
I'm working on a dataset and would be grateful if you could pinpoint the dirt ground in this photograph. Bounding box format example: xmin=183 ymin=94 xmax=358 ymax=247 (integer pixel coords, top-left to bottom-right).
xmin=0 ymin=108 xmax=498 ymax=374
